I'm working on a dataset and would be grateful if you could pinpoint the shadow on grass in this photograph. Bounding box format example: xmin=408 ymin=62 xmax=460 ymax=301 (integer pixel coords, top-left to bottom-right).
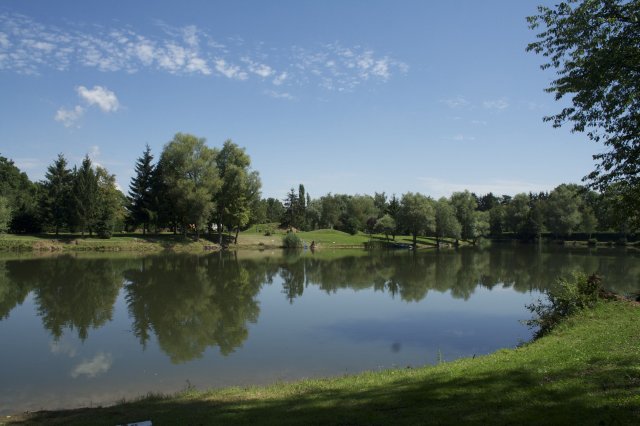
xmin=14 ymin=355 xmax=639 ymax=426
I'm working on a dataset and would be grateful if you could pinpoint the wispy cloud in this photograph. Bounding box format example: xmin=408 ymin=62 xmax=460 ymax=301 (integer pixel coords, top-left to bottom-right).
xmin=444 ymin=134 xmax=476 ymax=142
xmin=71 ymin=352 xmax=113 ymax=379
xmin=0 ymin=12 xmax=408 ymax=95
xmin=441 ymin=96 xmax=470 ymax=109
xmin=419 ymin=177 xmax=553 ymax=198
xmin=214 ymin=58 xmax=248 ymax=80
xmin=264 ymin=90 xmax=294 ymax=100
xmin=54 ymin=105 xmax=84 ymax=127
xmin=483 ymin=98 xmax=509 ymax=110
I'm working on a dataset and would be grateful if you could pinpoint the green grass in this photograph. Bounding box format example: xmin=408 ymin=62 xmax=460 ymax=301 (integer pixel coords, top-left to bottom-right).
xmin=0 ymin=233 xmax=218 ymax=252
xmin=6 ymin=300 xmax=639 ymax=425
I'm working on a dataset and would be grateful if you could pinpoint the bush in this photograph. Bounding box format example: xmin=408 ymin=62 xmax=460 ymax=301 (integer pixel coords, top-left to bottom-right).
xmin=587 ymin=238 xmax=598 ymax=246
xmin=282 ymin=232 xmax=302 ymax=248
xmin=525 ymin=273 xmax=602 ymax=339
xmin=95 ymin=220 xmax=113 ymax=239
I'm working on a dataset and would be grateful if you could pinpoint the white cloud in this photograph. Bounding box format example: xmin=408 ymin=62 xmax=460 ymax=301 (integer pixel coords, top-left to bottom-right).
xmin=71 ymin=353 xmax=113 ymax=379
xmin=0 ymin=12 xmax=408 ymax=94
xmin=77 ymin=85 xmax=119 ymax=112
xmin=445 ymin=134 xmax=476 ymax=142
xmin=54 ymin=105 xmax=84 ymax=127
xmin=471 ymin=119 xmax=487 ymax=125
xmin=419 ymin=177 xmax=553 ymax=198
xmin=242 ymin=57 xmax=274 ymax=78
xmin=50 ymin=340 xmax=77 ymax=358
xmin=264 ymin=90 xmax=294 ymax=100
xmin=214 ymin=58 xmax=248 ymax=80
xmin=483 ymin=98 xmax=509 ymax=110
xmin=441 ymin=96 xmax=470 ymax=109
xmin=273 ymin=72 xmax=287 ymax=86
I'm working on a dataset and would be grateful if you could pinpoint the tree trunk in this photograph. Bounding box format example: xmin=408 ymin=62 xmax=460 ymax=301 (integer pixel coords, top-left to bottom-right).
xmin=235 ymin=227 xmax=239 ymax=244
xmin=412 ymin=232 xmax=417 ymax=249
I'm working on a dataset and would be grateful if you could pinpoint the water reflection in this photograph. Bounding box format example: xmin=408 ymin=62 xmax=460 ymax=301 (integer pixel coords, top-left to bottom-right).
xmin=0 ymin=246 xmax=638 ymax=364
xmin=124 ymin=254 xmax=268 ymax=363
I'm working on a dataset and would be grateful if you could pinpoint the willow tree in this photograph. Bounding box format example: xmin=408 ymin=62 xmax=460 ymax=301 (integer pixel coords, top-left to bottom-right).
xmin=159 ymin=133 xmax=219 ymax=241
xmin=397 ymin=192 xmax=435 ymax=249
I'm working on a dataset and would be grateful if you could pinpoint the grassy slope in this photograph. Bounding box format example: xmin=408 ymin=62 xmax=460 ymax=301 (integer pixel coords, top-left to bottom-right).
xmin=7 ymin=301 xmax=639 ymax=426
xmin=0 ymin=229 xmax=452 ymax=252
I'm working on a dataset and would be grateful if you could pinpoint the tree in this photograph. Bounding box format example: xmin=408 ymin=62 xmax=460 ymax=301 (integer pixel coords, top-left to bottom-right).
xmin=42 ymin=154 xmax=73 ymax=235
xmin=528 ymin=0 xmax=640 ymax=225
xmin=505 ymin=193 xmax=531 ymax=236
xmin=546 ymin=184 xmax=583 ymax=238
xmin=473 ymin=211 xmax=491 ymax=243
xmin=320 ymin=193 xmax=342 ymax=229
xmin=397 ymin=192 xmax=435 ymax=249
xmin=0 ymin=196 xmax=10 ymax=233
xmin=434 ymin=197 xmax=461 ymax=245
xmin=0 ymin=155 xmax=40 ymax=233
xmin=127 ymin=145 xmax=156 ymax=235
xmin=95 ymin=167 xmax=124 ymax=238
xmin=71 ymin=155 xmax=99 ymax=236
xmin=373 ymin=192 xmax=388 ymax=217
xmin=160 ymin=133 xmax=219 ymax=241
xmin=263 ymin=198 xmax=285 ymax=223
xmin=374 ymin=214 xmax=396 ymax=241
xmin=450 ymin=191 xmax=477 ymax=242
xmin=580 ymin=206 xmax=598 ymax=239
xmin=217 ymin=142 xmax=262 ymax=244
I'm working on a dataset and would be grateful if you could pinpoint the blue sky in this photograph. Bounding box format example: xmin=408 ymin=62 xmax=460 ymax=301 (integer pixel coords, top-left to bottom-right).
xmin=0 ymin=1 xmax=597 ymax=199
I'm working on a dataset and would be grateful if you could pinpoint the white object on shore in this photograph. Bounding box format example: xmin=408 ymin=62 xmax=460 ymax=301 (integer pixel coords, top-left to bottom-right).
xmin=117 ymin=421 xmax=152 ymax=426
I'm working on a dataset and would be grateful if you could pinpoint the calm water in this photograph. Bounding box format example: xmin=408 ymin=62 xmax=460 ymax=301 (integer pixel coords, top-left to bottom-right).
xmin=0 ymin=245 xmax=638 ymax=414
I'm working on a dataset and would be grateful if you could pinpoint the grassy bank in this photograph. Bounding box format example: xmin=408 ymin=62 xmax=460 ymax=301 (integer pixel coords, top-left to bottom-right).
xmin=0 ymin=233 xmax=219 ymax=253
xmin=6 ymin=300 xmax=639 ymax=425
xmin=0 ymin=229 xmax=457 ymax=252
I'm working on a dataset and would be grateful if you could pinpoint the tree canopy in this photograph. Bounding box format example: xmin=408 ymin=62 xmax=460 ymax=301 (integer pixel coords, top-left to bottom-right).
xmin=528 ymin=0 xmax=640 ymax=223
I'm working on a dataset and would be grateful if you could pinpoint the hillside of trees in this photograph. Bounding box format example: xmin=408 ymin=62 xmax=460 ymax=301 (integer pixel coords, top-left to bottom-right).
xmin=0 ymin=132 xmax=637 ymax=244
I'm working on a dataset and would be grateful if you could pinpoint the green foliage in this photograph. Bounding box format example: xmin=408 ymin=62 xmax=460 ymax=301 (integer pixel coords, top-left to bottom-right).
xmin=398 ymin=192 xmax=435 ymax=247
xmin=0 ymin=196 xmax=10 ymax=233
xmin=450 ymin=191 xmax=477 ymax=240
xmin=71 ymin=155 xmax=99 ymax=235
xmin=160 ymin=133 xmax=220 ymax=240
xmin=374 ymin=214 xmax=396 ymax=241
xmin=127 ymin=145 xmax=156 ymax=234
xmin=215 ymin=140 xmax=261 ymax=243
xmin=281 ymin=231 xmax=302 ymax=248
xmin=546 ymin=184 xmax=583 ymax=237
xmin=42 ymin=154 xmax=73 ymax=235
xmin=526 ymin=272 xmax=602 ymax=339
xmin=528 ymin=0 xmax=640 ymax=226
xmin=435 ymin=197 xmax=461 ymax=242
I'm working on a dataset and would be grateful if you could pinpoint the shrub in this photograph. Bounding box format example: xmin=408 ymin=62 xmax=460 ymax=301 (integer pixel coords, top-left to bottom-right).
xmin=587 ymin=238 xmax=597 ymax=246
xmin=525 ymin=273 xmax=602 ymax=339
xmin=95 ymin=220 xmax=113 ymax=239
xmin=282 ymin=232 xmax=302 ymax=248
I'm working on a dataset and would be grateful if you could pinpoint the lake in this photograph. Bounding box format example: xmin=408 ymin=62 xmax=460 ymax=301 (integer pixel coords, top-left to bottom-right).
xmin=1 ymin=245 xmax=638 ymax=414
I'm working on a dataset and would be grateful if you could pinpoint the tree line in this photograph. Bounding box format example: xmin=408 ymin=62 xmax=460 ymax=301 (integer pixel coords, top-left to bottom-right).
xmin=0 ymin=133 xmax=261 ymax=242
xmin=262 ymin=183 xmax=636 ymax=246
xmin=0 ymin=134 xmax=637 ymax=243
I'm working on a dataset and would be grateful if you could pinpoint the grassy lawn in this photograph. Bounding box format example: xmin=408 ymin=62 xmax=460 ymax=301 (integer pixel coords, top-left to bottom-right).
xmin=6 ymin=300 xmax=639 ymax=425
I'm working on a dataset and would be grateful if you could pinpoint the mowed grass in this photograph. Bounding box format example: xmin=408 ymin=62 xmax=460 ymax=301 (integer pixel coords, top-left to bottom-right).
xmin=7 ymin=301 xmax=639 ymax=426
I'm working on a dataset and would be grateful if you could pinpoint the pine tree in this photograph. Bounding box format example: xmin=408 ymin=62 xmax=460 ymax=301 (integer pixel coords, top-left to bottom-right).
xmin=72 ymin=155 xmax=99 ymax=236
xmin=42 ymin=154 xmax=73 ymax=235
xmin=127 ymin=145 xmax=156 ymax=235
